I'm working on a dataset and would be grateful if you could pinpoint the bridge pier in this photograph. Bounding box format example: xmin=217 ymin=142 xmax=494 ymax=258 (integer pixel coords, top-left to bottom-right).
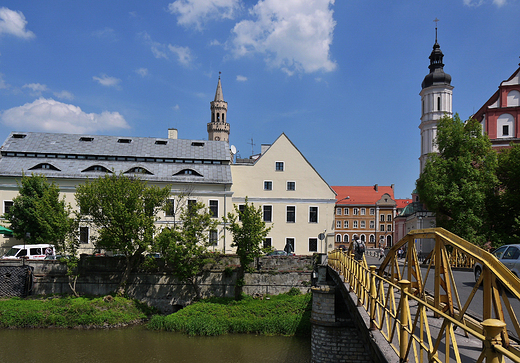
xmin=311 ymin=283 xmax=374 ymax=363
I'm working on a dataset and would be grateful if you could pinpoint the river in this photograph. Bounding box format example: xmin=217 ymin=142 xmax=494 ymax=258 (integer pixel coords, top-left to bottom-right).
xmin=0 ymin=325 xmax=311 ymax=363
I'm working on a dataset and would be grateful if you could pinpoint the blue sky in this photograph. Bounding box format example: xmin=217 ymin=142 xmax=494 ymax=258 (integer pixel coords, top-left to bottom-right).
xmin=1 ymin=0 xmax=519 ymax=199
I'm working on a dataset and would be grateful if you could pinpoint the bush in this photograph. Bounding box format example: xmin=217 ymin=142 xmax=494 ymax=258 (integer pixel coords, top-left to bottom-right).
xmin=148 ymin=292 xmax=312 ymax=336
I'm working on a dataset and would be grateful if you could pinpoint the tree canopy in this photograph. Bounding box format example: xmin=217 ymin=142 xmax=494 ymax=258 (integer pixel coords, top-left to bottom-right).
xmin=5 ymin=174 xmax=74 ymax=250
xmin=416 ymin=115 xmax=498 ymax=245
xmin=75 ymin=173 xmax=170 ymax=293
xmin=154 ymin=201 xmax=218 ymax=300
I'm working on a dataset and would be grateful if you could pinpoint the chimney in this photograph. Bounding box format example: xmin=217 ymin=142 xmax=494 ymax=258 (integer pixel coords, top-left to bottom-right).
xmin=168 ymin=128 xmax=178 ymax=139
xmin=391 ymin=184 xmax=394 ymax=190
xmin=374 ymin=184 xmax=378 ymax=192
xmin=261 ymin=144 xmax=271 ymax=155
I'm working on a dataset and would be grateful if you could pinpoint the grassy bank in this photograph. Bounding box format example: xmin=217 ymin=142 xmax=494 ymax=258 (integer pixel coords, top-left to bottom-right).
xmin=0 ymin=296 xmax=152 ymax=328
xmin=148 ymin=290 xmax=312 ymax=336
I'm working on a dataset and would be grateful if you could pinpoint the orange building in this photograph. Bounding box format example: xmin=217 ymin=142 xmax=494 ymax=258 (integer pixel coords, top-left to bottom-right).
xmin=332 ymin=185 xmax=397 ymax=249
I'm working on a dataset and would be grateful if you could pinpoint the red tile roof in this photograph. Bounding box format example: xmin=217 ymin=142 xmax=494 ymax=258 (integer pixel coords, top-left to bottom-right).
xmin=332 ymin=185 xmax=395 ymax=205
xmin=395 ymin=198 xmax=412 ymax=209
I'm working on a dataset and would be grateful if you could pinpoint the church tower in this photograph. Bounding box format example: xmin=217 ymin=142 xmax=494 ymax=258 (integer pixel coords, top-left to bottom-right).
xmin=419 ymin=24 xmax=453 ymax=174
xmin=207 ymin=74 xmax=230 ymax=142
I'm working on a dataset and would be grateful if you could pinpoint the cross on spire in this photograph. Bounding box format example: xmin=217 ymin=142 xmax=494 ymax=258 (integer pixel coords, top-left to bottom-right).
xmin=434 ymin=18 xmax=439 ymax=42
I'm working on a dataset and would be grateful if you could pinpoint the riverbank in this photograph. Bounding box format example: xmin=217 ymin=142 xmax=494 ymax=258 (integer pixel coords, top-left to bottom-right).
xmin=0 ymin=295 xmax=153 ymax=328
xmin=148 ymin=289 xmax=312 ymax=336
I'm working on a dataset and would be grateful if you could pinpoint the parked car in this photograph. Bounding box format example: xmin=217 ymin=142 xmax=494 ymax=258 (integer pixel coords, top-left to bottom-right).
xmin=473 ymin=244 xmax=520 ymax=282
xmin=2 ymin=244 xmax=55 ymax=260
xmin=267 ymin=250 xmax=287 ymax=256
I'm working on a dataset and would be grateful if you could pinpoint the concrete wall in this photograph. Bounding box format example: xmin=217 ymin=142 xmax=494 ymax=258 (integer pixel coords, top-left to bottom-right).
xmin=0 ymin=254 xmax=316 ymax=314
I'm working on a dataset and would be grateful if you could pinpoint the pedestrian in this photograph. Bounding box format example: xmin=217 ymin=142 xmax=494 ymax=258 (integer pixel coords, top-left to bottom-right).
xmin=378 ymin=247 xmax=385 ymax=261
xmin=398 ymin=247 xmax=404 ymax=259
xmin=352 ymin=235 xmax=365 ymax=261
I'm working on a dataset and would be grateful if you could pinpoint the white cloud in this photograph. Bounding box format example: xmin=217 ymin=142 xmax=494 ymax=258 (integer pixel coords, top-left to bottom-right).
xmin=135 ymin=68 xmax=149 ymax=77
xmin=0 ymin=7 xmax=35 ymax=39
xmin=173 ymin=104 xmax=180 ymax=110
xmin=168 ymin=0 xmax=241 ymax=30
xmin=93 ymin=74 xmax=122 ymax=88
xmin=0 ymin=98 xmax=130 ymax=134
xmin=493 ymin=0 xmax=507 ymax=6
xmin=231 ymin=0 xmax=337 ymax=75
xmin=92 ymin=27 xmax=118 ymax=42
xmin=0 ymin=73 xmax=10 ymax=89
xmin=23 ymin=83 xmax=49 ymax=94
xmin=463 ymin=0 xmax=506 ymax=6
xmin=53 ymin=90 xmax=74 ymax=100
xmin=236 ymin=75 xmax=247 ymax=81
xmin=168 ymin=44 xmax=194 ymax=66
xmin=140 ymin=32 xmax=195 ymax=66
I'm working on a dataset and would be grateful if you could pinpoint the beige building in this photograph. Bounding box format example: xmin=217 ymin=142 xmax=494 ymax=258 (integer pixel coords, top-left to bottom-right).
xmin=231 ymin=134 xmax=336 ymax=255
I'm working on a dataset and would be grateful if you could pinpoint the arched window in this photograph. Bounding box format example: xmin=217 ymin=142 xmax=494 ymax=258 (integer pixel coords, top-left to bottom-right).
xmin=360 ymin=235 xmax=366 ymax=242
xmin=437 ymin=96 xmax=441 ymax=111
xmin=343 ymin=234 xmax=349 ymax=243
xmin=174 ymin=169 xmax=202 ymax=177
xmin=336 ymin=234 xmax=341 ymax=243
xmin=497 ymin=114 xmax=514 ymax=138
xmin=29 ymin=163 xmax=60 ymax=171
xmin=82 ymin=165 xmax=111 ymax=173
xmin=369 ymin=234 xmax=375 ymax=243
xmin=386 ymin=235 xmax=392 ymax=247
xmin=125 ymin=167 xmax=153 ymax=175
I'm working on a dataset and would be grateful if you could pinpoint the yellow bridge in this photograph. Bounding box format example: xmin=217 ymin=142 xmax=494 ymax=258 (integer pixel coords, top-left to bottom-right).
xmin=328 ymin=227 xmax=520 ymax=363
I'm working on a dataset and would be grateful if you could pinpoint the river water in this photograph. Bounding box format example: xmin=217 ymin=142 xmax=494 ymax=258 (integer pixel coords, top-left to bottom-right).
xmin=0 ymin=325 xmax=311 ymax=363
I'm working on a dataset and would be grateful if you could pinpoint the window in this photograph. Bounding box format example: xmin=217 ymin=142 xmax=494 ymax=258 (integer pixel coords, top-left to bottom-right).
xmin=380 ymin=215 xmax=385 ymax=222
xmin=437 ymin=96 xmax=441 ymax=111
xmin=360 ymin=235 xmax=366 ymax=242
xmin=79 ymin=227 xmax=89 ymax=244
xmin=30 ymin=247 xmax=42 ymax=256
xmin=387 ymin=214 xmax=392 ymax=222
xmin=275 ymin=162 xmax=284 ymax=171
xmin=127 ymin=167 xmax=152 ymax=175
xmin=336 ymin=208 xmax=342 ymax=215
xmin=287 ymin=181 xmax=295 ymax=191
xmin=209 ymin=230 xmax=218 ymax=246
xmin=263 ymin=205 xmax=272 ymax=222
xmin=309 ymin=207 xmax=318 ymax=223
xmin=209 ymin=200 xmax=218 ymax=218
xmin=380 ymin=225 xmax=385 ymax=232
xmin=264 ymin=181 xmax=273 ymax=190
xmin=361 ymin=208 xmax=366 ymax=215
xmin=83 ymin=165 xmax=111 ymax=173
xmin=344 ymin=220 xmax=349 ymax=228
xmin=353 ymin=220 xmax=358 ymax=228
xmin=4 ymin=201 xmax=13 ymax=215
xmin=360 ymin=221 xmax=366 ymax=228
xmin=336 ymin=234 xmax=341 ymax=243
xmin=353 ymin=208 xmax=359 ymax=215
xmin=165 ymin=199 xmax=175 ymax=217
xmin=370 ymin=208 xmax=375 ymax=215
xmin=187 ymin=199 xmax=196 ymax=213
xmin=118 ymin=138 xmax=132 ymax=144
xmin=503 ymin=125 xmax=509 ymax=136
xmin=238 ymin=204 xmax=245 ymax=221
xmin=369 ymin=220 xmax=375 ymax=229
xmin=287 ymin=206 xmax=296 ymax=223
xmin=263 ymin=238 xmax=272 ymax=249
xmin=336 ymin=220 xmax=341 ymax=229
xmin=344 ymin=208 xmax=349 ymax=215
xmin=285 ymin=238 xmax=295 ymax=254
xmin=387 ymin=225 xmax=392 ymax=232
xmin=343 ymin=234 xmax=349 ymax=243
xmin=370 ymin=235 xmax=375 ymax=243
xmin=309 ymin=238 xmax=318 ymax=252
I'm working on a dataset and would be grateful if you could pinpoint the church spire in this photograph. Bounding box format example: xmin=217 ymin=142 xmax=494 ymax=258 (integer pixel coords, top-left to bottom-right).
xmin=207 ymin=73 xmax=230 ymax=142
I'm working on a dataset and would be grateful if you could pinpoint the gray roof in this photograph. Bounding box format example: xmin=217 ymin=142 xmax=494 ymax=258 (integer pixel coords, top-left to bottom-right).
xmin=0 ymin=132 xmax=232 ymax=184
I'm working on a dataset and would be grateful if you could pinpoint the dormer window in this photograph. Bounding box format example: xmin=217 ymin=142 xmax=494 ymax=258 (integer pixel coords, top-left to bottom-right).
xmin=29 ymin=163 xmax=60 ymax=171
xmin=118 ymin=138 xmax=132 ymax=144
xmin=82 ymin=165 xmax=111 ymax=173
xmin=155 ymin=140 xmax=168 ymax=145
xmin=80 ymin=137 xmax=94 ymax=142
xmin=191 ymin=142 xmax=204 ymax=147
xmin=174 ymin=169 xmax=202 ymax=177
xmin=12 ymin=134 xmax=26 ymax=139
xmin=125 ymin=167 xmax=152 ymax=175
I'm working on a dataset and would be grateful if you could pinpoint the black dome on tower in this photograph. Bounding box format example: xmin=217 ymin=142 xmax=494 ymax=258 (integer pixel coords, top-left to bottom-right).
xmin=421 ymin=39 xmax=451 ymax=89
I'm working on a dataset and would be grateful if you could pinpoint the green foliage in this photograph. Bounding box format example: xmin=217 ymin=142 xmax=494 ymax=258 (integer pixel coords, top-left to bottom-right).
xmin=147 ymin=292 xmax=312 ymax=336
xmin=75 ymin=173 xmax=171 ymax=257
xmin=5 ymin=174 xmax=74 ymax=248
xmin=417 ymin=115 xmax=498 ymax=244
xmin=225 ymin=198 xmax=272 ymax=273
xmin=153 ymin=201 xmax=218 ymax=299
xmin=0 ymin=296 xmax=150 ymax=328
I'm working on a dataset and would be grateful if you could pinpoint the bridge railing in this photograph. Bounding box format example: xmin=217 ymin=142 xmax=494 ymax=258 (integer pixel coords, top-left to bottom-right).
xmin=328 ymin=227 xmax=520 ymax=363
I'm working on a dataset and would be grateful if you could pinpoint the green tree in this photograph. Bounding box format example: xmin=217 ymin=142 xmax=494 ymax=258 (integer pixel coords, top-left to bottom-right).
xmin=75 ymin=173 xmax=170 ymax=294
xmin=5 ymin=174 xmax=74 ymax=248
xmin=416 ymin=115 xmax=498 ymax=244
xmin=492 ymin=144 xmax=520 ymax=245
xmin=225 ymin=198 xmax=272 ymax=300
xmin=154 ymin=201 xmax=218 ymax=300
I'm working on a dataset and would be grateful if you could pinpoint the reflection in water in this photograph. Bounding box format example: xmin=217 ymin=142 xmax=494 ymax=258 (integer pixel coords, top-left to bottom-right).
xmin=0 ymin=325 xmax=311 ymax=363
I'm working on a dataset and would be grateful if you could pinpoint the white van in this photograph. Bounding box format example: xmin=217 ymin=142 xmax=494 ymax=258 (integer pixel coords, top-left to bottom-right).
xmin=1 ymin=244 xmax=55 ymax=260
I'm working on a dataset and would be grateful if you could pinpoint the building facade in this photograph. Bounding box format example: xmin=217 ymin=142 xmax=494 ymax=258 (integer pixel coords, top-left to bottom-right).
xmin=332 ymin=185 xmax=397 ymax=249
xmin=231 ymin=134 xmax=336 ymax=255
xmin=472 ymin=64 xmax=520 ymax=149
